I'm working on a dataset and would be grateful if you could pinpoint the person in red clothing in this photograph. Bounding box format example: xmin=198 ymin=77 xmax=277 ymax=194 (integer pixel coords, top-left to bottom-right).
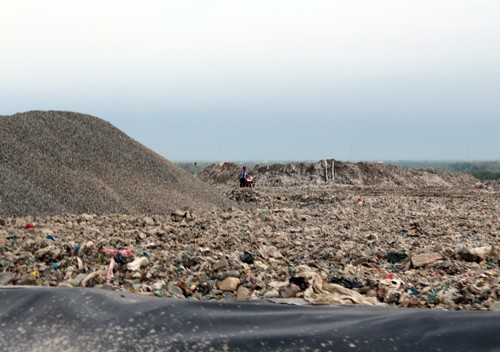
xmin=246 ymin=175 xmax=254 ymax=188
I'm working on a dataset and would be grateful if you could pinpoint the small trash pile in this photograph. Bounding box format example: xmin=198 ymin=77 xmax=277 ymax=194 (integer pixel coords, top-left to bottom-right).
xmin=228 ymin=188 xmax=260 ymax=203
xmin=1 ymin=184 xmax=499 ymax=311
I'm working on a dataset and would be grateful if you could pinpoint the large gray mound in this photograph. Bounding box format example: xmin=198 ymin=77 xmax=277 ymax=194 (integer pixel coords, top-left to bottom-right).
xmin=0 ymin=110 xmax=234 ymax=217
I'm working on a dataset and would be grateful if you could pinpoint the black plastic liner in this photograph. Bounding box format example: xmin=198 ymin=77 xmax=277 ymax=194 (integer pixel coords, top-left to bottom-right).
xmin=0 ymin=287 xmax=499 ymax=352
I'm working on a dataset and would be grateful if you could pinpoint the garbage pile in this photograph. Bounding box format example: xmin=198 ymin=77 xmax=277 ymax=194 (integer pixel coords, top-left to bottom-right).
xmin=2 ymin=185 xmax=498 ymax=311
xmin=198 ymin=160 xmax=479 ymax=188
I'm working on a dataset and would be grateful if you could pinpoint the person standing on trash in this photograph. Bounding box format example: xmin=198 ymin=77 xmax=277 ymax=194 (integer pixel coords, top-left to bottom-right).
xmin=239 ymin=166 xmax=248 ymax=187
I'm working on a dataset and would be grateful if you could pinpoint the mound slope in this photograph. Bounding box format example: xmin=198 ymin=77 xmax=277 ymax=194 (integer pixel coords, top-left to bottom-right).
xmin=0 ymin=111 xmax=234 ymax=216
xmin=199 ymin=160 xmax=478 ymax=188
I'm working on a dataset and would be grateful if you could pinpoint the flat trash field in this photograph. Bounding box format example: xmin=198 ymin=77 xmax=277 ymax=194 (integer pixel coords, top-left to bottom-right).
xmin=1 ymin=183 xmax=499 ymax=312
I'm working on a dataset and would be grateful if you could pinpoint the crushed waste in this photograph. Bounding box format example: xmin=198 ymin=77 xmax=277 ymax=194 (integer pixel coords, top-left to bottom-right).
xmin=1 ymin=184 xmax=498 ymax=311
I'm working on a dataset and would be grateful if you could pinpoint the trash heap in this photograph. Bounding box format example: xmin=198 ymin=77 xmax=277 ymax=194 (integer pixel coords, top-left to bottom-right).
xmin=1 ymin=185 xmax=498 ymax=311
xmin=198 ymin=160 xmax=479 ymax=188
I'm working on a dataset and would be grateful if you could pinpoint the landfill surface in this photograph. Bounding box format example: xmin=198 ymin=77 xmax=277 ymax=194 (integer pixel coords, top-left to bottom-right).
xmin=1 ymin=286 xmax=499 ymax=352
xmin=1 ymin=182 xmax=499 ymax=312
xmin=1 ymin=111 xmax=500 ymax=351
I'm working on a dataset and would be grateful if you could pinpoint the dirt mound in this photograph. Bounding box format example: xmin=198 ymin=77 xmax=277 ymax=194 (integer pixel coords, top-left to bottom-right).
xmin=198 ymin=160 xmax=478 ymax=189
xmin=0 ymin=111 xmax=234 ymax=216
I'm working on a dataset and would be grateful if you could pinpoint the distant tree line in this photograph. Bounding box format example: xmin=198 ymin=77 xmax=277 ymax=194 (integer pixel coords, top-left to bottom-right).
xmin=448 ymin=162 xmax=500 ymax=180
xmin=468 ymin=170 xmax=500 ymax=180
xmin=388 ymin=161 xmax=500 ymax=181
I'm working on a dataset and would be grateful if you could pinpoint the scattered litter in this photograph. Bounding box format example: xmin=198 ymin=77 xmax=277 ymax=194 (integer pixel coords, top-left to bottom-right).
xmin=240 ymin=251 xmax=255 ymax=264
xmin=0 ymin=181 xmax=498 ymax=310
xmin=385 ymin=251 xmax=408 ymax=264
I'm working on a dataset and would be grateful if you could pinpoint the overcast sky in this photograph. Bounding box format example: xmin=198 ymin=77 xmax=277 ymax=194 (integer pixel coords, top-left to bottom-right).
xmin=1 ymin=1 xmax=499 ymax=162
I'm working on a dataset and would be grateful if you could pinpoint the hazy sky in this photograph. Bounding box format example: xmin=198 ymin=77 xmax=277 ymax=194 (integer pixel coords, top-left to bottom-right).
xmin=1 ymin=1 xmax=499 ymax=161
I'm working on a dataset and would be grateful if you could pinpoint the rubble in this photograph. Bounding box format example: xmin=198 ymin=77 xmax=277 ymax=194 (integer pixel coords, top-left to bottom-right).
xmin=1 ymin=184 xmax=498 ymax=311
xmin=411 ymin=252 xmax=443 ymax=268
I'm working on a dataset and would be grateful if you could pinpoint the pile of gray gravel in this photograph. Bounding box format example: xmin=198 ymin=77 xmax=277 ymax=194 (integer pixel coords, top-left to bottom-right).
xmin=0 ymin=111 xmax=235 ymax=217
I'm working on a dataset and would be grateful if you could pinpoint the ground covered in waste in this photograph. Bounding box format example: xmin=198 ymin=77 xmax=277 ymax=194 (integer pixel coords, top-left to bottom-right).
xmin=1 ymin=184 xmax=499 ymax=312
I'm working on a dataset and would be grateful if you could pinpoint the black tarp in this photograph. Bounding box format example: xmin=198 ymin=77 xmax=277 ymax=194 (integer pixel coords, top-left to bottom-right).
xmin=0 ymin=287 xmax=499 ymax=352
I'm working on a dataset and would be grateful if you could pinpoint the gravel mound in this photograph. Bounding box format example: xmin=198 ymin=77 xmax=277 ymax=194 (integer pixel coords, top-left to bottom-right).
xmin=198 ymin=160 xmax=478 ymax=188
xmin=0 ymin=111 xmax=234 ymax=217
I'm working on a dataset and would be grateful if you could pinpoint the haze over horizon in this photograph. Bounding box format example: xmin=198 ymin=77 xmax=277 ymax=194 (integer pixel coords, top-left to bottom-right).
xmin=2 ymin=1 xmax=499 ymax=162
